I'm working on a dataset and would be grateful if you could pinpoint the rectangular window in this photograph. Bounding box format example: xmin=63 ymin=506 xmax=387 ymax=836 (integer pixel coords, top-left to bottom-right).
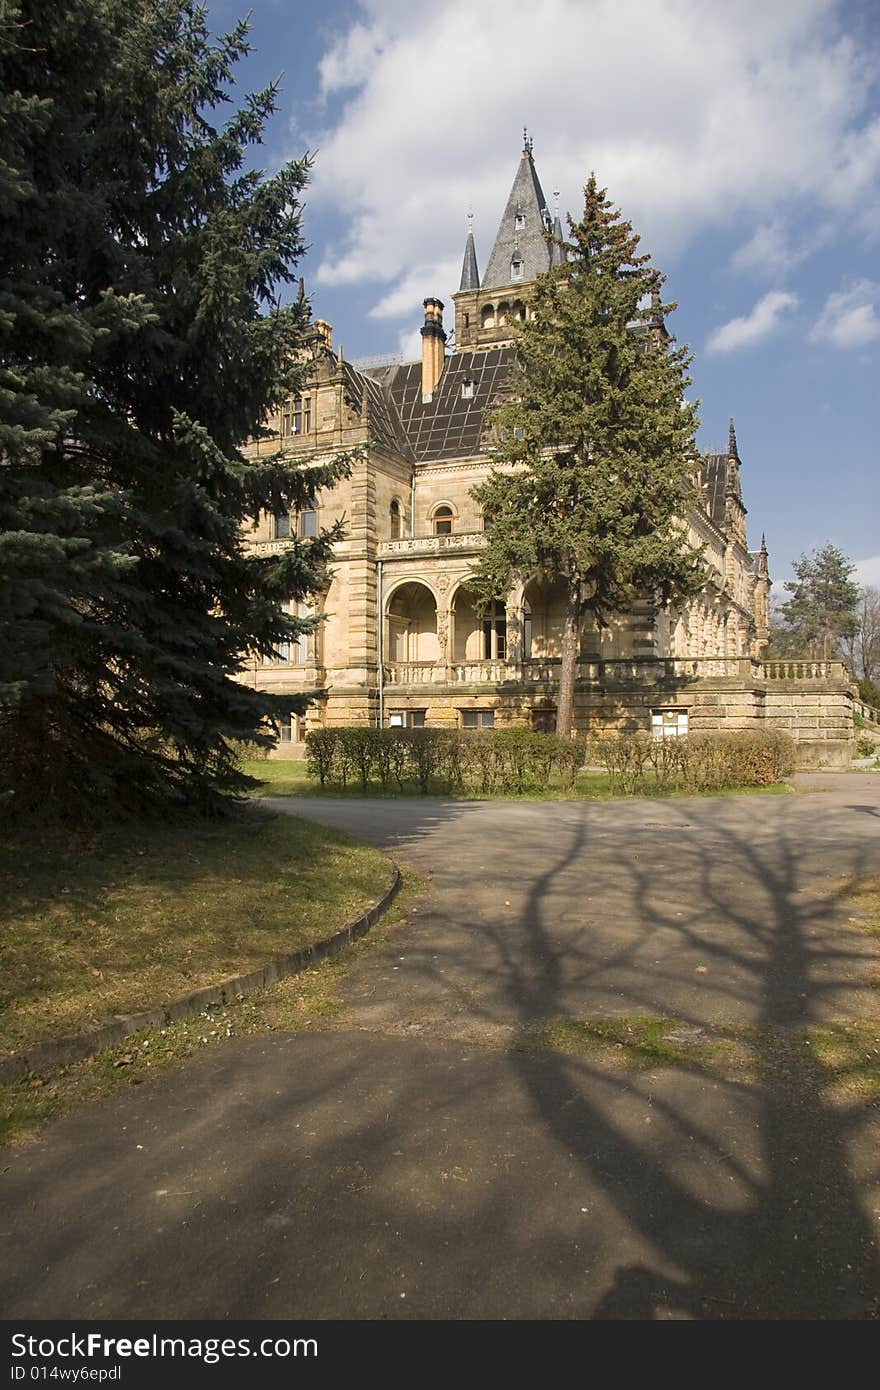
xmin=300 ymin=498 xmax=317 ymax=538
xmin=292 ymin=396 xmax=311 ymax=434
xmin=274 ymin=512 xmax=291 ymax=539
xmin=651 ymin=709 xmax=688 ymax=740
xmin=278 ymin=716 xmax=305 ymax=743
xmin=531 ymin=709 xmax=556 ymax=734
xmin=461 ymin=709 xmax=495 ymax=729
xmin=388 ymin=710 xmax=426 ymax=729
xmin=282 ymin=409 xmax=291 ymax=437
xmin=283 ymin=599 xmax=311 ymax=664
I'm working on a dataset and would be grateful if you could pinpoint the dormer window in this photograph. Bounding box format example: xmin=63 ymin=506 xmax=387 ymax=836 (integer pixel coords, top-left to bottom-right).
xmin=514 ymin=212 xmax=525 ymax=230
xmin=461 ymin=379 xmax=474 ymax=400
xmin=511 ymin=257 xmax=523 ymax=281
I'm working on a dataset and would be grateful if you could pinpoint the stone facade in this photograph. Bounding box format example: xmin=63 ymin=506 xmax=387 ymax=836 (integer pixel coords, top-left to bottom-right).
xmin=240 ymin=143 xmax=854 ymax=766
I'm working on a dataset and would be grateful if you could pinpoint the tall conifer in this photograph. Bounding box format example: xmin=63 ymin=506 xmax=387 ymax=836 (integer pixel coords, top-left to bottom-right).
xmin=0 ymin=1 xmax=350 ymax=815
xmin=472 ymin=176 xmax=704 ymax=735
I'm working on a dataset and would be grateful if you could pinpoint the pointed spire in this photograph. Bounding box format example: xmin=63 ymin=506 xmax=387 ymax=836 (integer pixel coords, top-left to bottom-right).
xmin=728 ymin=416 xmax=739 ymax=459
xmin=549 ymin=189 xmax=566 ymax=267
xmin=459 ymin=211 xmax=480 ymax=291
xmin=482 ymin=134 xmax=552 ymax=288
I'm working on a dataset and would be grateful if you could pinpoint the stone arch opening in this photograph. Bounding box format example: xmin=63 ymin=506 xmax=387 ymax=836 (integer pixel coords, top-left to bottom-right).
xmin=452 ymin=585 xmax=507 ymax=663
xmin=386 ymin=581 xmax=439 ymax=665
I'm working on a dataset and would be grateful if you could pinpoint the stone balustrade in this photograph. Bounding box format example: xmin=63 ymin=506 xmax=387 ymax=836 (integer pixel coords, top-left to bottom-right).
xmin=760 ymin=659 xmax=848 ymax=681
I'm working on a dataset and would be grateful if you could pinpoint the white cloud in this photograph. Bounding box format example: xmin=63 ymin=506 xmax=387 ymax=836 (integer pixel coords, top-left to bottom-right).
xmin=810 ymin=280 xmax=880 ymax=348
xmin=706 ymin=291 xmax=799 ymax=353
xmin=298 ymin=0 xmax=880 ymax=326
xmin=854 ymin=555 xmax=880 ymax=589
xmin=728 ymin=220 xmax=836 ymax=279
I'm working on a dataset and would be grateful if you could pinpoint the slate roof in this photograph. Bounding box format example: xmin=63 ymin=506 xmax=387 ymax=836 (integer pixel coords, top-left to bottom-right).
xmin=548 ymin=212 xmax=567 ymax=267
xmin=483 ymin=146 xmax=554 ymax=289
xmin=339 ymin=359 xmax=413 ymax=461
xmin=366 ymin=348 xmax=514 ymax=463
xmin=700 ymin=453 xmax=745 ymax=528
xmin=459 ymin=227 xmax=480 ymax=291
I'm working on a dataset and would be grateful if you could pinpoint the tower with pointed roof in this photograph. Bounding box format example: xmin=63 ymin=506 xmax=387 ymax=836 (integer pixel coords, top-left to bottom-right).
xmin=453 ymin=132 xmax=560 ymax=352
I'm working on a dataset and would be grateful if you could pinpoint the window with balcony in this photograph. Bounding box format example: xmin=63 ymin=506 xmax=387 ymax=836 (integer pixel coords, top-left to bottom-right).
xmin=433 ymin=505 xmax=454 ymax=536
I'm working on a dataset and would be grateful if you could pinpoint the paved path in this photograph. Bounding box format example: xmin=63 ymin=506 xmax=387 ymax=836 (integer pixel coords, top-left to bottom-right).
xmin=2 ymin=774 xmax=880 ymax=1319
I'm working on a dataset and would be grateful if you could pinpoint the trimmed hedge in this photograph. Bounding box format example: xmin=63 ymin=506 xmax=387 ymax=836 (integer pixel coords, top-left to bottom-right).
xmin=305 ymin=727 xmax=796 ymax=796
xmin=306 ymin=726 xmax=584 ymax=795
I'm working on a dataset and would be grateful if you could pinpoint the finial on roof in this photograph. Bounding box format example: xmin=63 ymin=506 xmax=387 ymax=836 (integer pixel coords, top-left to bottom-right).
xmin=459 ymin=212 xmax=480 ymax=291
xmin=553 ymin=189 xmax=560 ymax=218
xmin=522 ymin=126 xmax=533 ymax=156
xmin=760 ymin=531 xmax=767 ymax=553
xmin=729 ymin=416 xmax=738 ymax=458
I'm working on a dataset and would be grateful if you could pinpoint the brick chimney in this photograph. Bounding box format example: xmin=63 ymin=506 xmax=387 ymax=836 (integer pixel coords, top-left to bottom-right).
xmin=420 ymin=297 xmax=446 ymax=400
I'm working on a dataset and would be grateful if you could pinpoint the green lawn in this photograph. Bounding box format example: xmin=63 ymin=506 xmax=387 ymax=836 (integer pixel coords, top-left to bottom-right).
xmin=243 ymin=758 xmax=792 ymax=801
xmin=0 ymin=808 xmax=390 ymax=1057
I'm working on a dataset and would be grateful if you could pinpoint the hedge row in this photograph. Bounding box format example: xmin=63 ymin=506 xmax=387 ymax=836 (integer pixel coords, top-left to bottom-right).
xmin=305 ymin=727 xmax=584 ymax=794
xmin=592 ymin=728 xmax=797 ymax=793
xmin=304 ymin=727 xmax=796 ymax=795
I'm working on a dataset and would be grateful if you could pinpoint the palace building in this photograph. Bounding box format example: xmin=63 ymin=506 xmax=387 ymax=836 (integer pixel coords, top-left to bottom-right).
xmin=241 ymin=138 xmax=854 ymax=763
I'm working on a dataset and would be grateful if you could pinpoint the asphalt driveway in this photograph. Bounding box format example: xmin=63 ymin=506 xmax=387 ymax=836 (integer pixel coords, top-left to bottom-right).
xmin=2 ymin=773 xmax=880 ymax=1319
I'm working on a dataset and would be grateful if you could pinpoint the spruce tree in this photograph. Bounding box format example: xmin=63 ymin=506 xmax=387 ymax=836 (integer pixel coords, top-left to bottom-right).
xmin=778 ymin=544 xmax=860 ymax=663
xmin=0 ymin=1 xmax=350 ymax=817
xmin=471 ymin=175 xmax=704 ymax=736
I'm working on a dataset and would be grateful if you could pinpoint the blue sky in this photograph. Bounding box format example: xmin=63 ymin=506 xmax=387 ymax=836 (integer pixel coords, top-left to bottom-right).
xmin=207 ymin=0 xmax=879 ymax=591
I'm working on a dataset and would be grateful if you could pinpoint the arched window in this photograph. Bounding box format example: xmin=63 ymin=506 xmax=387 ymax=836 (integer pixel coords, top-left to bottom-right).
xmin=433 ymin=505 xmax=454 ymax=536
xmin=497 ymin=302 xmax=509 ymax=326
xmin=390 ymin=499 xmax=402 ymax=540
xmin=481 ymin=304 xmax=495 ymax=329
xmin=522 ymin=598 xmax=532 ymax=659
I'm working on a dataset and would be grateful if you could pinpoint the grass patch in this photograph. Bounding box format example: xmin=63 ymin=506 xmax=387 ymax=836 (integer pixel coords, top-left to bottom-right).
xmin=806 ymin=1021 xmax=880 ymax=1099
xmin=842 ymin=877 xmax=880 ymax=939
xmin=514 ymin=1013 xmax=880 ymax=1101
xmin=0 ymin=808 xmax=390 ymax=1056
xmin=244 ymin=759 xmax=792 ymax=803
xmin=0 ymin=870 xmax=427 ymax=1147
xmin=515 ymin=1015 xmax=732 ymax=1069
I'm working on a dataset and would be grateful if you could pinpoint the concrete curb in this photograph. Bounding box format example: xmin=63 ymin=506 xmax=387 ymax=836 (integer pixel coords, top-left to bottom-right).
xmin=0 ymin=863 xmax=402 ymax=1085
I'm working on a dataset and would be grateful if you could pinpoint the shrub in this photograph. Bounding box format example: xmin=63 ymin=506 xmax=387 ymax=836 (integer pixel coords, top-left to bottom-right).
xmin=858 ymin=678 xmax=880 ymax=709
xmin=305 ymin=729 xmax=337 ymax=786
